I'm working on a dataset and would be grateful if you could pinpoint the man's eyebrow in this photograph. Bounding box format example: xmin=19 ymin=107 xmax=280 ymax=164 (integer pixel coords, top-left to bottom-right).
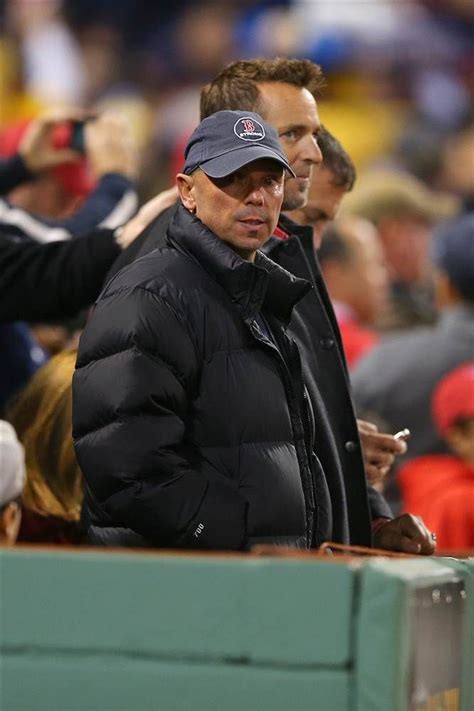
xmin=279 ymin=124 xmax=305 ymax=133
xmin=279 ymin=123 xmax=321 ymax=134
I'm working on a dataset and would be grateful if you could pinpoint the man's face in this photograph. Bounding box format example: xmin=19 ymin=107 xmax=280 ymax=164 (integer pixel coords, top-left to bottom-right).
xmin=446 ymin=418 xmax=474 ymax=467
xmin=256 ymin=82 xmax=322 ymax=211
xmin=177 ymin=158 xmax=285 ymax=261
xmin=378 ymin=218 xmax=432 ymax=285
xmin=288 ymin=165 xmax=348 ymax=248
xmin=328 ymin=219 xmax=389 ymax=325
xmin=8 ymin=175 xmax=80 ymax=219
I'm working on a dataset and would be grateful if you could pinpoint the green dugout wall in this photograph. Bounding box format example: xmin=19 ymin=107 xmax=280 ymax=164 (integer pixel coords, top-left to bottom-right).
xmin=0 ymin=548 xmax=472 ymax=711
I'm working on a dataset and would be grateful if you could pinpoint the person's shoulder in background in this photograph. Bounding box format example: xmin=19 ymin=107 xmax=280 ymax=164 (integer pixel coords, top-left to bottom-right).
xmin=104 ymin=192 xmax=179 ymax=283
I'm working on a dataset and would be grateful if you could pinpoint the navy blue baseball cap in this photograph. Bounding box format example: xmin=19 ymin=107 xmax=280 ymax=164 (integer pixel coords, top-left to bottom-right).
xmin=182 ymin=110 xmax=295 ymax=178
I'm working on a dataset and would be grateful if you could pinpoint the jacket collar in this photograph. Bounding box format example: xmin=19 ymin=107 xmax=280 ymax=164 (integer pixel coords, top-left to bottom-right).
xmin=278 ymin=213 xmax=314 ymax=244
xmin=167 ymin=204 xmax=312 ymax=325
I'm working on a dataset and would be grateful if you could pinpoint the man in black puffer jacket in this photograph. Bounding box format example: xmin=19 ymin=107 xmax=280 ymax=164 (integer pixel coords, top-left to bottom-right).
xmin=74 ymin=110 xmax=435 ymax=554
xmin=74 ymin=111 xmax=321 ymax=549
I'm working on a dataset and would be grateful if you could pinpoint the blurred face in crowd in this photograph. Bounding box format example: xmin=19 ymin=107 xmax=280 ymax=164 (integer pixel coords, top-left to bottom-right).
xmin=322 ymin=217 xmax=389 ymax=324
xmin=439 ymin=127 xmax=474 ymax=200
xmin=376 ymin=217 xmax=432 ymax=285
xmin=177 ymin=158 xmax=285 ymax=261
xmin=8 ymin=175 xmax=81 ymax=219
xmin=256 ymin=82 xmax=323 ymax=211
xmin=288 ymin=164 xmax=349 ymax=248
xmin=445 ymin=418 xmax=474 ymax=467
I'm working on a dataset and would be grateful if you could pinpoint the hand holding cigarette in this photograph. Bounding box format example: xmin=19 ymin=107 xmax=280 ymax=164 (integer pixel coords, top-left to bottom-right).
xmin=357 ymin=420 xmax=410 ymax=489
xmin=394 ymin=428 xmax=411 ymax=441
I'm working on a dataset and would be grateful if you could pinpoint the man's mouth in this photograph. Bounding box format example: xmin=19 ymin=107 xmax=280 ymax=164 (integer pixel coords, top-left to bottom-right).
xmin=237 ymin=217 xmax=268 ymax=232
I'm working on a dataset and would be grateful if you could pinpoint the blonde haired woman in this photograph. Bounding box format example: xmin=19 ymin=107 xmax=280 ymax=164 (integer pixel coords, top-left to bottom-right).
xmin=7 ymin=349 xmax=82 ymax=543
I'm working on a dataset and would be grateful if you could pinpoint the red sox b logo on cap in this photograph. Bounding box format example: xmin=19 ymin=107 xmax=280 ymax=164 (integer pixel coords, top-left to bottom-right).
xmin=234 ymin=117 xmax=265 ymax=142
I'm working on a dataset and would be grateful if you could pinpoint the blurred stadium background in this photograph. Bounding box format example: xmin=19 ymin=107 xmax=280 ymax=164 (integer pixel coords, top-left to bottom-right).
xmin=1 ymin=0 xmax=472 ymax=202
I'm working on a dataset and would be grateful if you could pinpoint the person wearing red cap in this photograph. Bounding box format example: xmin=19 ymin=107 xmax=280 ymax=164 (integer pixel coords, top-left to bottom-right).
xmin=398 ymin=362 xmax=474 ymax=552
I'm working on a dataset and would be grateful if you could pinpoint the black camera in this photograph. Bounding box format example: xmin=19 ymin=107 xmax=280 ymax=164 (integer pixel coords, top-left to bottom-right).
xmin=52 ymin=120 xmax=88 ymax=155
xmin=69 ymin=121 xmax=86 ymax=154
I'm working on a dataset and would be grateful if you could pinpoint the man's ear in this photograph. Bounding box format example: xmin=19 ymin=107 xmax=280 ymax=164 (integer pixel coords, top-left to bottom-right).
xmin=176 ymin=173 xmax=197 ymax=213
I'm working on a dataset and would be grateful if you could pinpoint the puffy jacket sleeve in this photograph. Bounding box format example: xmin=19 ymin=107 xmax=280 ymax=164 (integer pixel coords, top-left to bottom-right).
xmin=73 ymin=285 xmax=249 ymax=550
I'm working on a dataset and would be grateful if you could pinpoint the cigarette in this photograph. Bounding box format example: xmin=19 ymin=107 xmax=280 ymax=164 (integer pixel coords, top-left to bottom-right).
xmin=394 ymin=428 xmax=411 ymax=441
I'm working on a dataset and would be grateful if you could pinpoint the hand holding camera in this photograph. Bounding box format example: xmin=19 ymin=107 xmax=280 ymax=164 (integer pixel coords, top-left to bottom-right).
xmin=18 ymin=109 xmax=91 ymax=172
xmin=84 ymin=112 xmax=137 ymax=180
xmin=18 ymin=109 xmax=137 ymax=181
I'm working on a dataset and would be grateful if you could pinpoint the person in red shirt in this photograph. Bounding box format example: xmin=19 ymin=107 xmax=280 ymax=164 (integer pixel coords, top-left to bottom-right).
xmin=398 ymin=362 xmax=474 ymax=552
xmin=317 ymin=216 xmax=389 ymax=368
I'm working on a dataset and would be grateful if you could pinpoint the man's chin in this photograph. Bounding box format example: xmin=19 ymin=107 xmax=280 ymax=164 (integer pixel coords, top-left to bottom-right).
xmin=281 ymin=185 xmax=309 ymax=212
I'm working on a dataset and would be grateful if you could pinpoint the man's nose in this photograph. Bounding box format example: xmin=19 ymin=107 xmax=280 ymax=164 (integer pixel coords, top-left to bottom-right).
xmin=246 ymin=185 xmax=265 ymax=204
xmin=301 ymin=135 xmax=323 ymax=165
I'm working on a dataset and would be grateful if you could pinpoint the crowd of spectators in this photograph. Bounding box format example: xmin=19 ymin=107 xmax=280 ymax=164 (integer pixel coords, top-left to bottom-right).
xmin=0 ymin=0 xmax=473 ymax=552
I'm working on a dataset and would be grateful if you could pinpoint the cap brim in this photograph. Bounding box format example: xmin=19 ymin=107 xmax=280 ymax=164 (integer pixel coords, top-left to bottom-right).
xmin=199 ymin=145 xmax=296 ymax=179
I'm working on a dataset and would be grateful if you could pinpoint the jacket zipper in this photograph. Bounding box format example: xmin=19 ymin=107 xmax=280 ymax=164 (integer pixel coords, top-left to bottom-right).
xmin=248 ymin=318 xmax=315 ymax=548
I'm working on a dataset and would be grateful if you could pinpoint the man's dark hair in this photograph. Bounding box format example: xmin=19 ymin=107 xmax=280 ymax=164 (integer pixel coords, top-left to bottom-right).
xmin=318 ymin=127 xmax=356 ymax=191
xmin=200 ymin=58 xmax=324 ymax=121
xmin=317 ymin=223 xmax=352 ymax=265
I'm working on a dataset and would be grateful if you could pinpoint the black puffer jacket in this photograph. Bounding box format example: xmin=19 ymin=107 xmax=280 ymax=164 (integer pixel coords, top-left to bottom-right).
xmin=105 ymin=204 xmax=392 ymax=546
xmin=73 ymin=205 xmax=320 ymax=549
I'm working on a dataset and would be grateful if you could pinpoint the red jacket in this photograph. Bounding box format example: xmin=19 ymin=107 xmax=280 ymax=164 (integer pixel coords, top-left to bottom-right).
xmin=398 ymin=454 xmax=474 ymax=552
xmin=336 ymin=310 xmax=380 ymax=368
